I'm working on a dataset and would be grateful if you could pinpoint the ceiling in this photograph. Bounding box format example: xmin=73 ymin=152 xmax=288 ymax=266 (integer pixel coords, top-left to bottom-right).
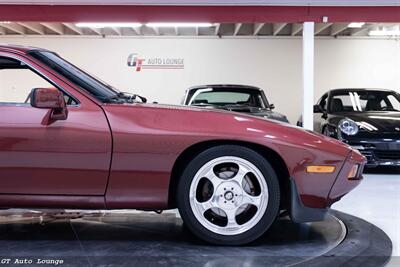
xmin=0 ymin=22 xmax=396 ymax=37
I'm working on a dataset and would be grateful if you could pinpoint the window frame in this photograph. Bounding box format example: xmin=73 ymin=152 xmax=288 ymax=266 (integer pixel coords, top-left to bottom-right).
xmin=28 ymin=50 xmax=119 ymax=103
xmin=0 ymin=54 xmax=79 ymax=107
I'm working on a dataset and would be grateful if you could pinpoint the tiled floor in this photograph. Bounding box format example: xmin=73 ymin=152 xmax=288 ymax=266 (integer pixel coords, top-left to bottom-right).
xmin=332 ymin=170 xmax=400 ymax=265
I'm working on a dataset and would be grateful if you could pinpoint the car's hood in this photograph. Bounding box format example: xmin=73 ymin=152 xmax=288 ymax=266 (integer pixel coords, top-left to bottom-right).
xmin=224 ymin=106 xmax=288 ymax=122
xmin=339 ymin=112 xmax=400 ymax=132
xmin=139 ymin=103 xmax=287 ymax=123
xmin=250 ymin=110 xmax=289 ymax=123
xmin=103 ymin=102 xmax=352 ymax=156
xmin=189 ymin=105 xmax=289 ymax=123
xmin=145 ymin=103 xmax=291 ymax=124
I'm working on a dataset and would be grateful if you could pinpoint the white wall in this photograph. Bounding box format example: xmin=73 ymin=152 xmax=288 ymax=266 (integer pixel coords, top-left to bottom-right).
xmin=1 ymin=36 xmax=399 ymax=123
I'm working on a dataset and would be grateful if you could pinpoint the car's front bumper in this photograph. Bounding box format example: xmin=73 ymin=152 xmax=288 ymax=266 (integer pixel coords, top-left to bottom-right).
xmin=326 ymin=150 xmax=365 ymax=206
xmin=290 ymin=150 xmax=365 ymax=223
xmin=343 ymin=138 xmax=400 ymax=167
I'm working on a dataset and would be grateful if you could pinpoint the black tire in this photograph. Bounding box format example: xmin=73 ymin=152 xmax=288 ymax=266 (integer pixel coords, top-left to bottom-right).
xmin=176 ymin=145 xmax=281 ymax=245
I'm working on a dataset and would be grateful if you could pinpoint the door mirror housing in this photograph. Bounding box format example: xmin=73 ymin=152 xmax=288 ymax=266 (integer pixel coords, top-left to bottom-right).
xmin=30 ymin=88 xmax=68 ymax=120
xmin=313 ymin=104 xmax=323 ymax=113
xmin=269 ymin=103 xmax=275 ymax=110
xmin=322 ymin=110 xmax=328 ymax=120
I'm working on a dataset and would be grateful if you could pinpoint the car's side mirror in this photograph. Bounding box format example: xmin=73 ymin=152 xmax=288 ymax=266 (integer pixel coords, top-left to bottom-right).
xmin=322 ymin=110 xmax=328 ymax=120
xmin=313 ymin=104 xmax=323 ymax=113
xmin=30 ymin=88 xmax=68 ymax=120
xmin=269 ymin=103 xmax=275 ymax=110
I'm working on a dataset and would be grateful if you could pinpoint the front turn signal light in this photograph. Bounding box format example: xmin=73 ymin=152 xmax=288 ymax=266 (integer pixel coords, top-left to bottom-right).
xmin=306 ymin=165 xmax=336 ymax=173
xmin=348 ymin=164 xmax=360 ymax=180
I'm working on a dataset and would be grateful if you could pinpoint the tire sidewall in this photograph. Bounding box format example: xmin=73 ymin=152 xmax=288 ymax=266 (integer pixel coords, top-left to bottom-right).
xmin=177 ymin=145 xmax=281 ymax=245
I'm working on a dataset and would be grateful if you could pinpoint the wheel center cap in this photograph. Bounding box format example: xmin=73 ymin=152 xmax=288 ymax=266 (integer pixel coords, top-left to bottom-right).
xmin=224 ymin=191 xmax=234 ymax=201
xmin=215 ymin=181 xmax=244 ymax=210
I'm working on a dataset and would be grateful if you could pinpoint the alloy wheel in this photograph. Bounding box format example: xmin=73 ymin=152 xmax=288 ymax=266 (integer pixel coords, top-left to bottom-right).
xmin=189 ymin=156 xmax=269 ymax=236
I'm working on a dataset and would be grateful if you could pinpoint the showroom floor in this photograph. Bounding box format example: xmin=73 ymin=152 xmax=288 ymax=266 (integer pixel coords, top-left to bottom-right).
xmin=0 ymin=171 xmax=395 ymax=266
xmin=332 ymin=170 xmax=400 ymax=266
xmin=0 ymin=200 xmax=390 ymax=266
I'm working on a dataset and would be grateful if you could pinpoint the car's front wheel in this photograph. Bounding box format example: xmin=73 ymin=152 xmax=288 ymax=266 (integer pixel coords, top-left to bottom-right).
xmin=177 ymin=145 xmax=280 ymax=245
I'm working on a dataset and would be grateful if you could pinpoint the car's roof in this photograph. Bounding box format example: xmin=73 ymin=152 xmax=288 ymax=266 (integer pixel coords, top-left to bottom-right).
xmin=329 ymin=88 xmax=394 ymax=94
xmin=0 ymin=44 xmax=49 ymax=54
xmin=188 ymin=84 xmax=262 ymax=91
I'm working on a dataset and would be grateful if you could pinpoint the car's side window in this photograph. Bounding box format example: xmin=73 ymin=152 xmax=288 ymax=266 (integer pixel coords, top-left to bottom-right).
xmin=386 ymin=95 xmax=400 ymax=111
xmin=0 ymin=56 xmax=77 ymax=105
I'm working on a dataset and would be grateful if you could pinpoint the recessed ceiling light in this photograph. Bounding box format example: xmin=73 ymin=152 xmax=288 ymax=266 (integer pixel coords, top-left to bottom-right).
xmin=145 ymin=23 xmax=213 ymax=28
xmin=76 ymin=23 xmax=142 ymax=28
xmin=348 ymin=22 xmax=365 ymax=28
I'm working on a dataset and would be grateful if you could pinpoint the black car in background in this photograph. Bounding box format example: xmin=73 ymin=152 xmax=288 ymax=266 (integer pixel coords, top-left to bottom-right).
xmin=304 ymin=88 xmax=400 ymax=167
xmin=182 ymin=84 xmax=289 ymax=123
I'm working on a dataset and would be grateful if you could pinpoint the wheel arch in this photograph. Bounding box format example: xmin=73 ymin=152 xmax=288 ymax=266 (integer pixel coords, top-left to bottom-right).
xmin=168 ymin=140 xmax=291 ymax=210
xmin=322 ymin=122 xmax=338 ymax=138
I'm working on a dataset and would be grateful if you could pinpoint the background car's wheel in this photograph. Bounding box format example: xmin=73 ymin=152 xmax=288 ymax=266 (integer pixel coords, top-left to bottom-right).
xmin=177 ymin=145 xmax=280 ymax=245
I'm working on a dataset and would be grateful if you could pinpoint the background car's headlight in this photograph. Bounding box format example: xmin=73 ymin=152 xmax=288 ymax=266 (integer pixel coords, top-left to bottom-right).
xmin=339 ymin=118 xmax=359 ymax=135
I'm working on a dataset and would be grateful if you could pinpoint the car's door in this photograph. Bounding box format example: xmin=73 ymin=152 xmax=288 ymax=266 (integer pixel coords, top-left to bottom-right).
xmin=313 ymin=93 xmax=328 ymax=133
xmin=0 ymin=52 xmax=112 ymax=195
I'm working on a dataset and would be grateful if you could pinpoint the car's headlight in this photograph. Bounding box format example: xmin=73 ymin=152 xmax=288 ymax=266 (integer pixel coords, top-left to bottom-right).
xmin=339 ymin=118 xmax=359 ymax=136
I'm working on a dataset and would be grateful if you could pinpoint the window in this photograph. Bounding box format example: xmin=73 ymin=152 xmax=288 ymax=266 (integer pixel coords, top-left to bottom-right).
xmin=29 ymin=51 xmax=118 ymax=102
xmin=385 ymin=95 xmax=400 ymax=111
xmin=330 ymin=90 xmax=400 ymax=113
xmin=196 ymin=92 xmax=251 ymax=103
xmin=189 ymin=89 xmax=265 ymax=108
xmin=0 ymin=56 xmax=77 ymax=105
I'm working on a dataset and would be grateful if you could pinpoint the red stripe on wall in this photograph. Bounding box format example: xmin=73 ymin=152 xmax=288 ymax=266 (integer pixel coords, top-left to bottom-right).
xmin=0 ymin=5 xmax=399 ymax=23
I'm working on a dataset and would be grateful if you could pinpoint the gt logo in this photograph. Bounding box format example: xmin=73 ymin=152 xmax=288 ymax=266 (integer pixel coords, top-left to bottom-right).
xmin=127 ymin=53 xmax=144 ymax=72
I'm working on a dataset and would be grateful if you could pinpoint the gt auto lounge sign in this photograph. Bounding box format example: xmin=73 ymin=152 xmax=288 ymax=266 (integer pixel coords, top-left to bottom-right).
xmin=127 ymin=53 xmax=184 ymax=72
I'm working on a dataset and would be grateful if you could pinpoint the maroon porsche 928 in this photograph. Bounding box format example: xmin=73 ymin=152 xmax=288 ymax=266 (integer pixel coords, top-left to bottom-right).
xmin=0 ymin=45 xmax=365 ymax=245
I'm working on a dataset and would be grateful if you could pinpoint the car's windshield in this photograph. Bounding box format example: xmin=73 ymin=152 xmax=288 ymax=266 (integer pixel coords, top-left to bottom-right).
xmin=29 ymin=50 xmax=121 ymax=102
xmin=330 ymin=90 xmax=400 ymax=113
xmin=188 ymin=88 xmax=267 ymax=108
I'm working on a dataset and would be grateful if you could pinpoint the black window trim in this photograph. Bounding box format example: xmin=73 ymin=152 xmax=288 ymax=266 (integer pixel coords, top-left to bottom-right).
xmin=28 ymin=50 xmax=119 ymax=103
